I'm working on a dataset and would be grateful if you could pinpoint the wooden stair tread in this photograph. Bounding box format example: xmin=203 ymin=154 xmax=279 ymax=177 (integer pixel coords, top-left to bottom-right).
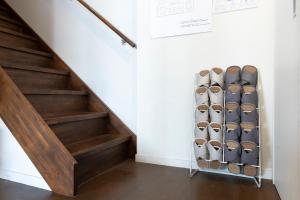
xmin=1 ymin=62 xmax=69 ymax=75
xmin=0 ymin=14 xmax=22 ymax=25
xmin=0 ymin=43 xmax=52 ymax=57
xmin=22 ymin=88 xmax=88 ymax=95
xmin=0 ymin=26 xmax=37 ymax=41
xmin=44 ymin=112 xmax=108 ymax=125
xmin=67 ymin=134 xmax=130 ymax=157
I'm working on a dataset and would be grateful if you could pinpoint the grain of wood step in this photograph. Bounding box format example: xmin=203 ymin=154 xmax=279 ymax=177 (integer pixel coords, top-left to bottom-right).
xmin=26 ymin=93 xmax=89 ymax=115
xmin=44 ymin=112 xmax=108 ymax=125
xmin=0 ymin=27 xmax=37 ymax=41
xmin=0 ymin=45 xmax=52 ymax=67
xmin=0 ymin=6 xmax=11 ymax=17
xmin=22 ymin=88 xmax=88 ymax=95
xmin=0 ymin=6 xmax=10 ymax=13
xmin=1 ymin=62 xmax=69 ymax=75
xmin=3 ymin=65 xmax=70 ymax=90
xmin=67 ymin=134 xmax=130 ymax=157
xmin=0 ymin=15 xmax=22 ymax=25
xmin=0 ymin=43 xmax=52 ymax=57
xmin=0 ymin=27 xmax=40 ymax=49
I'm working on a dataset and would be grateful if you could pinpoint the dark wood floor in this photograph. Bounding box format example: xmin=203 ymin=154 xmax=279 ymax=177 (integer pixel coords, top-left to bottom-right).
xmin=0 ymin=160 xmax=280 ymax=200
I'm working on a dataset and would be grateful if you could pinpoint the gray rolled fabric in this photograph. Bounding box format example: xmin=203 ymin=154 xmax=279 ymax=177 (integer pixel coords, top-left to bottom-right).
xmin=225 ymin=66 xmax=241 ymax=87
xmin=209 ymin=86 xmax=224 ymax=105
xmin=224 ymin=141 xmax=241 ymax=163
xmin=194 ymin=139 xmax=208 ymax=160
xmin=241 ymin=104 xmax=258 ymax=125
xmin=195 ymin=105 xmax=209 ymax=123
xmin=242 ymin=85 xmax=258 ymax=106
xmin=194 ymin=122 xmax=209 ymax=139
xmin=241 ymin=65 xmax=258 ymax=86
xmin=208 ymin=122 xmax=223 ymax=142
xmin=225 ymin=122 xmax=241 ymax=142
xmin=241 ymin=142 xmax=259 ymax=165
xmin=195 ymin=87 xmax=209 ymax=106
xmin=209 ymin=104 xmax=224 ymax=124
xmin=207 ymin=140 xmax=222 ymax=161
xmin=210 ymin=67 xmax=224 ymax=88
xmin=241 ymin=122 xmax=259 ymax=144
xmin=225 ymin=84 xmax=241 ymax=103
xmin=225 ymin=102 xmax=240 ymax=123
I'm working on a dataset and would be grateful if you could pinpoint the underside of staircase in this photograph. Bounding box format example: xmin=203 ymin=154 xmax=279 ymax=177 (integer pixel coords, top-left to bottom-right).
xmin=0 ymin=1 xmax=136 ymax=196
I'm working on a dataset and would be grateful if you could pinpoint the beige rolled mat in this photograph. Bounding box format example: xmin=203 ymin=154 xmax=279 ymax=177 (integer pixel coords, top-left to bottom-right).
xmin=228 ymin=84 xmax=241 ymax=93
xmin=228 ymin=163 xmax=240 ymax=174
xmin=199 ymin=70 xmax=209 ymax=77
xmin=243 ymin=65 xmax=257 ymax=74
xmin=227 ymin=66 xmax=240 ymax=74
xmin=241 ymin=103 xmax=256 ymax=112
xmin=210 ymin=161 xmax=221 ymax=169
xmin=197 ymin=159 xmax=209 ymax=169
xmin=212 ymin=67 xmax=223 ymax=75
xmin=196 ymin=87 xmax=207 ymax=94
xmin=244 ymin=165 xmax=257 ymax=177
xmin=243 ymin=85 xmax=256 ymax=94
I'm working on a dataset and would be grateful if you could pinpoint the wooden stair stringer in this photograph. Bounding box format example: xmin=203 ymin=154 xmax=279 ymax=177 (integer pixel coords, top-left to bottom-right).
xmin=0 ymin=66 xmax=77 ymax=196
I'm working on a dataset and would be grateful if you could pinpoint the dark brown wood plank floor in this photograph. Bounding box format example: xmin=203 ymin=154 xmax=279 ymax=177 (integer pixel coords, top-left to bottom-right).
xmin=0 ymin=160 xmax=280 ymax=200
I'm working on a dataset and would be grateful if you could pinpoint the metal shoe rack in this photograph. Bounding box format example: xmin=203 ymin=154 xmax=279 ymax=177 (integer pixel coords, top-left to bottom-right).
xmin=190 ymin=70 xmax=262 ymax=188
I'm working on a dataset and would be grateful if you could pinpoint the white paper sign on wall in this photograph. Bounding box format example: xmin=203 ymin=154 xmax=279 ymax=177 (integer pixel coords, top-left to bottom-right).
xmin=214 ymin=0 xmax=258 ymax=13
xmin=150 ymin=0 xmax=212 ymax=38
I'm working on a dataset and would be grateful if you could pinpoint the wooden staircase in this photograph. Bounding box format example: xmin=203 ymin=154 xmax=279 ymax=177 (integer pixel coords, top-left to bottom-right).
xmin=0 ymin=1 xmax=136 ymax=196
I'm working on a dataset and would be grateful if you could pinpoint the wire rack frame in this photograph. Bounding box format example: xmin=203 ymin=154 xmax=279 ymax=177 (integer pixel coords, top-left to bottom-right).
xmin=190 ymin=70 xmax=262 ymax=188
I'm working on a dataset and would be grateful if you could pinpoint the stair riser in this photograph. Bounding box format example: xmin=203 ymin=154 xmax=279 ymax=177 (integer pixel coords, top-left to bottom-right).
xmin=75 ymin=142 xmax=129 ymax=186
xmin=0 ymin=31 xmax=39 ymax=49
xmin=26 ymin=95 xmax=89 ymax=116
xmin=0 ymin=47 xmax=51 ymax=67
xmin=4 ymin=68 xmax=69 ymax=90
xmin=50 ymin=118 xmax=109 ymax=145
xmin=0 ymin=19 xmax=21 ymax=32
xmin=0 ymin=9 xmax=10 ymax=18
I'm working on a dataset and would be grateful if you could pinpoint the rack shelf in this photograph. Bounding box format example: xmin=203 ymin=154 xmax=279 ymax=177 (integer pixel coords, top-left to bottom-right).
xmin=191 ymin=70 xmax=262 ymax=188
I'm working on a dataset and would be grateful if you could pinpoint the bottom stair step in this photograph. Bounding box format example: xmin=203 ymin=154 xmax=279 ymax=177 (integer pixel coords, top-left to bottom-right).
xmin=72 ymin=133 xmax=131 ymax=187
xmin=68 ymin=133 xmax=130 ymax=157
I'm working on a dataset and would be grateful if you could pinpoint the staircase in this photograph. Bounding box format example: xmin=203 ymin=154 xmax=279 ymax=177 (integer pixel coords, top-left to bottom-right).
xmin=0 ymin=1 xmax=135 ymax=196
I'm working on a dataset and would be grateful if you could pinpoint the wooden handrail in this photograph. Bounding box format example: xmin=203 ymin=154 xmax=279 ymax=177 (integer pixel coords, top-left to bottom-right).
xmin=77 ymin=0 xmax=137 ymax=48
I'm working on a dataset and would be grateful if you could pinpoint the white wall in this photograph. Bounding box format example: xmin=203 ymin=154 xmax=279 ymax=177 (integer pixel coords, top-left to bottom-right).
xmin=1 ymin=0 xmax=136 ymax=190
xmin=274 ymin=0 xmax=299 ymax=199
xmin=136 ymin=0 xmax=274 ymax=179
xmin=0 ymin=119 xmax=50 ymax=190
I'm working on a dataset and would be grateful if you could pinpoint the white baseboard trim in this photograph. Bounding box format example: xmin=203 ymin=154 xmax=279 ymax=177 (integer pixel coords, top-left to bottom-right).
xmin=136 ymin=154 xmax=190 ymax=168
xmin=262 ymin=168 xmax=273 ymax=180
xmin=136 ymin=154 xmax=273 ymax=180
xmin=0 ymin=168 xmax=51 ymax=191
